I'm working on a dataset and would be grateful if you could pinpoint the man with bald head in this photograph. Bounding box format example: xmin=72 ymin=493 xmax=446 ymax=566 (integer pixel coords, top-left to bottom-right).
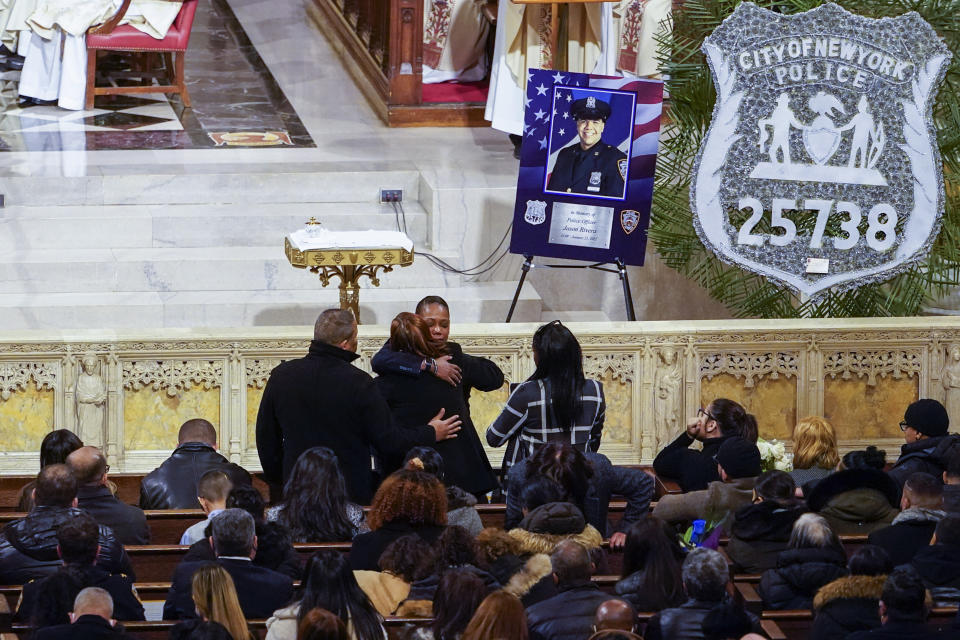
xmin=67 ymin=447 xmax=149 ymax=545
xmin=140 ymin=418 xmax=251 ymax=509
xmin=594 ymin=600 xmax=638 ymax=634
xmin=33 ymin=587 xmax=135 ymax=640
xmin=526 ymin=540 xmax=623 ymax=640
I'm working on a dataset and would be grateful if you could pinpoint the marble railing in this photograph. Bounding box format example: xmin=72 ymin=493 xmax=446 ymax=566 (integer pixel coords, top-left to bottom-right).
xmin=0 ymin=317 xmax=957 ymax=474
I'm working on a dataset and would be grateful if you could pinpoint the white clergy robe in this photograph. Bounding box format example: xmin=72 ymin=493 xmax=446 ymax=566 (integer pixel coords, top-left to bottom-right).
xmin=422 ymin=0 xmax=490 ymax=83
xmin=18 ymin=0 xmax=182 ymax=110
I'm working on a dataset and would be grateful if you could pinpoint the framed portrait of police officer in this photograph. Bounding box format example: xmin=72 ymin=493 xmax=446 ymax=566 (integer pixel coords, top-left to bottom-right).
xmin=543 ymin=87 xmax=636 ymax=201
xmin=509 ymin=69 xmax=664 ymax=267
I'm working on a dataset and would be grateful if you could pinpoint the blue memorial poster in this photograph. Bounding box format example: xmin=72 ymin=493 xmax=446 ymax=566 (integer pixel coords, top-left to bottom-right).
xmin=510 ymin=70 xmax=664 ymax=266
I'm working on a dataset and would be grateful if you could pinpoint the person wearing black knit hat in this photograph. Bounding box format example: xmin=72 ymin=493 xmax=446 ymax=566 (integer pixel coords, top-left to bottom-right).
xmin=888 ymin=399 xmax=960 ymax=490
xmin=653 ymin=437 xmax=761 ymax=533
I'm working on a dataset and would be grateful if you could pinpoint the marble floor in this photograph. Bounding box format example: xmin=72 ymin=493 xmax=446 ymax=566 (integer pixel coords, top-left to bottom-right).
xmin=0 ymin=0 xmax=516 ymax=175
xmin=0 ymin=0 xmax=312 ymax=151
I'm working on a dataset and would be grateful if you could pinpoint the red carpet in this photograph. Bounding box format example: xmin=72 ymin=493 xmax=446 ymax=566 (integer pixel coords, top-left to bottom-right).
xmin=422 ymin=80 xmax=489 ymax=104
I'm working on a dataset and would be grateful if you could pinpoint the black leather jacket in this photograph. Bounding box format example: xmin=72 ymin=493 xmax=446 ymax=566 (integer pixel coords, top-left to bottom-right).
xmin=645 ymin=599 xmax=762 ymax=640
xmin=0 ymin=506 xmax=134 ymax=584
xmin=139 ymin=442 xmax=251 ymax=509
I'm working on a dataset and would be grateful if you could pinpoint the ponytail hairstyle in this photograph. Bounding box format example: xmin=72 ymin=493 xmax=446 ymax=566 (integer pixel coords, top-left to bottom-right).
xmin=403 ymin=447 xmax=445 ymax=482
xmin=708 ymin=398 xmax=758 ymax=442
xmin=840 ymin=445 xmax=887 ymax=471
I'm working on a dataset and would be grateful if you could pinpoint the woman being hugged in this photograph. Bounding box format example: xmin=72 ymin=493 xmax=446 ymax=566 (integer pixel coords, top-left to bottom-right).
xmin=486 ymin=321 xmax=605 ymax=478
xmin=266 ymin=447 xmax=366 ymax=542
xmin=376 ymin=313 xmax=498 ymax=497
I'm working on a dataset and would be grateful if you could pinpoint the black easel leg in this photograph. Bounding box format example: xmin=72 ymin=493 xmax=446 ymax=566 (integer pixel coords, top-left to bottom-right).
xmin=506 ymin=255 xmax=534 ymax=322
xmin=616 ymin=259 xmax=636 ymax=321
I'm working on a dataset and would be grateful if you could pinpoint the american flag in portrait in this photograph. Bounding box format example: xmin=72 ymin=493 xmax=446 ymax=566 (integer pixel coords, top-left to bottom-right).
xmin=519 ymin=69 xmax=663 ymax=197
xmin=510 ymin=68 xmax=664 ymax=266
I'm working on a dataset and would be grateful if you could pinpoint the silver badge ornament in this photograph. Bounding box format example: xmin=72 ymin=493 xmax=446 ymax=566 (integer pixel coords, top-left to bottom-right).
xmin=524 ymin=199 xmax=547 ymax=225
xmin=691 ymin=2 xmax=950 ymax=297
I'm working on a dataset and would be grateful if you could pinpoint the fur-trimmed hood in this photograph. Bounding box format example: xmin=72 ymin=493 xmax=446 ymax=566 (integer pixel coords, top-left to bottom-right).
xmin=503 ymin=553 xmax=553 ymax=600
xmin=807 ymin=469 xmax=900 ymax=512
xmin=508 ymin=524 xmax=603 ymax=555
xmin=813 ymin=574 xmax=886 ymax=610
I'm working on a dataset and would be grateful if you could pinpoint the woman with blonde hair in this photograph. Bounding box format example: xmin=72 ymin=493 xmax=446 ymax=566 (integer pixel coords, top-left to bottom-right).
xmin=191 ymin=564 xmax=254 ymax=640
xmin=790 ymin=416 xmax=839 ymax=489
xmin=461 ymin=590 xmax=528 ymax=640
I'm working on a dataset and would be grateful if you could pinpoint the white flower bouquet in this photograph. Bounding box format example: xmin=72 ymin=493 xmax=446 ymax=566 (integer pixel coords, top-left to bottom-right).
xmin=756 ymin=437 xmax=793 ymax=472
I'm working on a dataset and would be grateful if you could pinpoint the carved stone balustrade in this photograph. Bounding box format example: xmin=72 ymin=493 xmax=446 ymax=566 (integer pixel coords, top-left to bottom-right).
xmin=0 ymin=318 xmax=953 ymax=474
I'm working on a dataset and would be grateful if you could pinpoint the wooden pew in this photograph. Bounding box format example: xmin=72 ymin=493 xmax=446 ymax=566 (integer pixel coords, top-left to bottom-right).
xmin=8 ymin=619 xmax=270 ymax=639
xmin=0 ymin=466 xmax=665 ymax=511
xmin=735 ymin=581 xmax=958 ymax=638
xmin=0 ymin=474 xmax=273 ymax=513
xmin=126 ymin=540 xmax=622 ymax=582
xmin=758 ymin=607 xmax=958 ymax=640
xmin=127 ymin=542 xmax=353 ymax=582
xmin=0 ymin=501 xmax=636 ymax=546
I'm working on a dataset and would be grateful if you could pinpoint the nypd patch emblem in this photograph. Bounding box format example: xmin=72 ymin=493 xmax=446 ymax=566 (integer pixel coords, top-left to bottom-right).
xmin=621 ymin=210 xmax=641 ymax=235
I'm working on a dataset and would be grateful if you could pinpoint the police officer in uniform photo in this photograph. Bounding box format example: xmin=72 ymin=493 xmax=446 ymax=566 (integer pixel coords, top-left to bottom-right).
xmin=547 ymin=95 xmax=628 ymax=198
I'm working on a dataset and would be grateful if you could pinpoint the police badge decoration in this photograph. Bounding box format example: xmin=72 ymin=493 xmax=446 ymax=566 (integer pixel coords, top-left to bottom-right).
xmin=691 ymin=3 xmax=951 ymax=298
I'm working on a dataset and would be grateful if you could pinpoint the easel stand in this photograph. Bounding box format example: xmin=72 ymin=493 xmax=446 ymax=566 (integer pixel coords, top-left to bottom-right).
xmin=505 ymin=254 xmax=636 ymax=322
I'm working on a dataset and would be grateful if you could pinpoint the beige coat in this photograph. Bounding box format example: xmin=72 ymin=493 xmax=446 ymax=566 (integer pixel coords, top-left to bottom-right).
xmin=354 ymin=571 xmax=411 ymax=617
xmin=653 ymin=477 xmax=757 ymax=530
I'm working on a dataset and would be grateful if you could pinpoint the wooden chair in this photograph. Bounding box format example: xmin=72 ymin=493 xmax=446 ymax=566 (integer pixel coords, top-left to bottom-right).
xmin=84 ymin=0 xmax=200 ymax=109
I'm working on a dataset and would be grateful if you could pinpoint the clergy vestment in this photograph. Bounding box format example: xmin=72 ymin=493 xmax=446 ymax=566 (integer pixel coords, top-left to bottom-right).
xmin=422 ymin=0 xmax=489 ymax=83
xmin=611 ymin=0 xmax=669 ymax=78
xmin=18 ymin=0 xmax=182 ymax=110
xmin=484 ymin=0 xmax=612 ymax=135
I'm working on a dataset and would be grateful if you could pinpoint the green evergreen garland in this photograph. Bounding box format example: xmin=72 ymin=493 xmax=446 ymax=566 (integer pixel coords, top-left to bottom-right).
xmin=649 ymin=0 xmax=960 ymax=317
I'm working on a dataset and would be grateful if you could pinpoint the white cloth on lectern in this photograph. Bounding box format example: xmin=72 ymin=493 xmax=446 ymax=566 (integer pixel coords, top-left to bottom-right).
xmin=484 ymin=1 xmax=616 ymax=136
xmin=18 ymin=29 xmax=86 ymax=109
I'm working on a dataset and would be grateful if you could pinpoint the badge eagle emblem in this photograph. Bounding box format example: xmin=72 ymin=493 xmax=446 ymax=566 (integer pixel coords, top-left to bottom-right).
xmin=621 ymin=210 xmax=640 ymax=235
xmin=690 ymin=2 xmax=950 ymax=297
xmin=524 ymin=200 xmax=547 ymax=225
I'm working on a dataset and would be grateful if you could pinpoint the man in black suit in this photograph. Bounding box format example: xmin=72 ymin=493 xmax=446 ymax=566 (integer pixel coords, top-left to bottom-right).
xmin=256 ymin=308 xmax=462 ymax=503
xmin=34 ymin=587 xmax=135 ymax=640
xmin=66 ymin=447 xmax=149 ymax=545
xmin=547 ymin=96 xmax=627 ymax=198
xmin=163 ymin=508 xmax=293 ymax=620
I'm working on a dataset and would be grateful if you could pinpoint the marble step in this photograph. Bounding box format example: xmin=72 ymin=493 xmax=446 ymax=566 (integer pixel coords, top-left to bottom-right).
xmin=0 ymin=245 xmax=467 ymax=293
xmin=0 ymin=202 xmax=429 ymax=250
xmin=0 ymin=163 xmax=421 ymax=206
xmin=0 ymin=282 xmax=542 ymax=329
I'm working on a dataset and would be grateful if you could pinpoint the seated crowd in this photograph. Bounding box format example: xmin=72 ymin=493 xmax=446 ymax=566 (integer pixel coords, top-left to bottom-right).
xmin=2 ymin=311 xmax=960 ymax=639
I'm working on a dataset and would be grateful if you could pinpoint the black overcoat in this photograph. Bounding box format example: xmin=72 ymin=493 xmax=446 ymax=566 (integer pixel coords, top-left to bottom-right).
xmin=256 ymin=340 xmax=435 ymax=504
xmin=374 ymin=344 xmax=499 ymax=495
